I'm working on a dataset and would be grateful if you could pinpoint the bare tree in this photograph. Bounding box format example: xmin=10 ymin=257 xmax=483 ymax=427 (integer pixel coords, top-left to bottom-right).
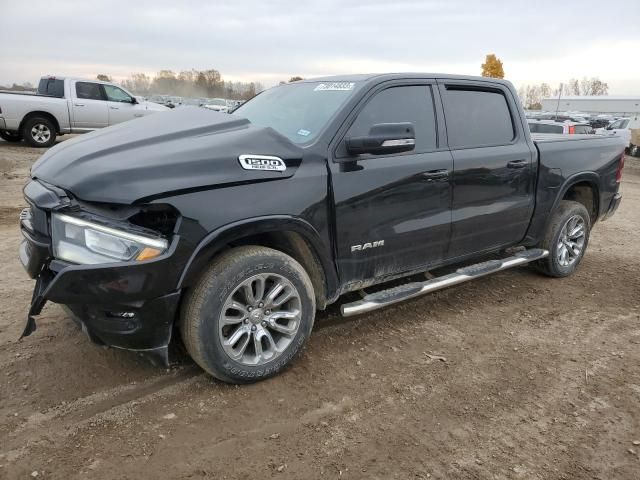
xmin=579 ymin=77 xmax=608 ymax=96
xmin=122 ymin=73 xmax=151 ymax=95
xmin=566 ymin=79 xmax=580 ymax=96
xmin=121 ymin=68 xmax=264 ymax=100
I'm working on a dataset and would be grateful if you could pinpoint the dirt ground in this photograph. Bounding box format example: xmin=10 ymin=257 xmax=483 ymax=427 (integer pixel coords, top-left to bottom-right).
xmin=0 ymin=137 xmax=639 ymax=480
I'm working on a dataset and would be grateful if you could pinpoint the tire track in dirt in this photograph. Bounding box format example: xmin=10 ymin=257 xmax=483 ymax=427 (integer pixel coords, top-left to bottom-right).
xmin=1 ymin=366 xmax=204 ymax=462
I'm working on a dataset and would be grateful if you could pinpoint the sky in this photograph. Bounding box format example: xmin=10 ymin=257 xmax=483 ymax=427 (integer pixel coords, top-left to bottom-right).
xmin=1 ymin=0 xmax=639 ymax=94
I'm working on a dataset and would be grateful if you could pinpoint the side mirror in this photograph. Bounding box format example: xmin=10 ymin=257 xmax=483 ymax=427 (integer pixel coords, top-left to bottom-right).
xmin=345 ymin=123 xmax=416 ymax=156
xmin=130 ymin=97 xmax=138 ymax=104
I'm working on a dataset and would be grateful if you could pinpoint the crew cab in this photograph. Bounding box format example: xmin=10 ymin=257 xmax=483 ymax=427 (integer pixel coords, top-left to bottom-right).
xmin=19 ymin=73 xmax=624 ymax=383
xmin=0 ymin=76 xmax=168 ymax=147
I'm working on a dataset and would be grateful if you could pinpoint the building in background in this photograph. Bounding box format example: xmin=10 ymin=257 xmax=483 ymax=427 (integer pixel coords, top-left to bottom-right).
xmin=541 ymin=96 xmax=640 ymax=116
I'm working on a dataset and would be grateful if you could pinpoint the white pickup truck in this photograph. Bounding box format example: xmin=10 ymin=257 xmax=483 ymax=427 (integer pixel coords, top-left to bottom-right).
xmin=0 ymin=76 xmax=168 ymax=147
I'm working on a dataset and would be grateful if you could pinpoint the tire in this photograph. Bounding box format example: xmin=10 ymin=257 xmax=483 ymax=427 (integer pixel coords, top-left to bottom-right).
xmin=22 ymin=116 xmax=57 ymax=148
xmin=0 ymin=130 xmax=22 ymax=143
xmin=180 ymin=246 xmax=316 ymax=383
xmin=534 ymin=200 xmax=591 ymax=278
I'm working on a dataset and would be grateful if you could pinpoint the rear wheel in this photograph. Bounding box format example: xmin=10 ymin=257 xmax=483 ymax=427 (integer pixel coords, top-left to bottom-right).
xmin=534 ymin=200 xmax=591 ymax=277
xmin=180 ymin=246 xmax=315 ymax=383
xmin=0 ymin=130 xmax=22 ymax=143
xmin=22 ymin=116 xmax=56 ymax=148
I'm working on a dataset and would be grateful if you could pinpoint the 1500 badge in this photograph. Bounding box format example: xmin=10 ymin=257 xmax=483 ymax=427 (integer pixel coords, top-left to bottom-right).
xmin=238 ymin=155 xmax=287 ymax=172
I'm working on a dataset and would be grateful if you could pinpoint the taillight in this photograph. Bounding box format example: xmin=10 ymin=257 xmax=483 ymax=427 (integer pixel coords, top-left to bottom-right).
xmin=616 ymin=154 xmax=625 ymax=183
xmin=568 ymin=125 xmax=576 ymax=134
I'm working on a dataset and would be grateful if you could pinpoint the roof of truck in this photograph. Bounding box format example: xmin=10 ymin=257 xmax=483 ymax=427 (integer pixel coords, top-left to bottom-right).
xmin=40 ymin=75 xmax=115 ymax=85
xmin=301 ymin=73 xmax=512 ymax=86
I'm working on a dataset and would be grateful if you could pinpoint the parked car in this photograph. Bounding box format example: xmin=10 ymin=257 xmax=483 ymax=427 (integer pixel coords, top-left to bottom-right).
xmin=166 ymin=96 xmax=183 ymax=108
xmin=178 ymin=98 xmax=205 ymax=108
xmin=0 ymin=76 xmax=169 ymax=147
xmin=148 ymin=95 xmax=171 ymax=106
xmin=202 ymin=98 xmax=229 ymax=113
xmin=595 ymin=116 xmax=640 ymax=150
xmin=528 ymin=119 xmax=594 ymax=135
xmin=19 ymin=73 xmax=624 ymax=383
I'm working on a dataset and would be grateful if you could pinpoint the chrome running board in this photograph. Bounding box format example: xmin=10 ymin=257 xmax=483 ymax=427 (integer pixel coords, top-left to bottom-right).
xmin=341 ymin=248 xmax=549 ymax=317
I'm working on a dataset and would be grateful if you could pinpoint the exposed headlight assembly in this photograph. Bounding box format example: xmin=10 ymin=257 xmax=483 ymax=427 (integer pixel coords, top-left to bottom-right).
xmin=52 ymin=214 xmax=168 ymax=265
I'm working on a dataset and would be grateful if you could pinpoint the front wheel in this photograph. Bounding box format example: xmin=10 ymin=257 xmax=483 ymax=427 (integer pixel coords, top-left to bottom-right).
xmin=534 ymin=200 xmax=591 ymax=277
xmin=22 ymin=116 xmax=57 ymax=148
xmin=180 ymin=246 xmax=316 ymax=383
xmin=0 ymin=130 xmax=23 ymax=143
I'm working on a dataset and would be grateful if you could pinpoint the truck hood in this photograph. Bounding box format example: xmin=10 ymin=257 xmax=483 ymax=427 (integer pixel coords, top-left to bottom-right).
xmin=31 ymin=107 xmax=303 ymax=204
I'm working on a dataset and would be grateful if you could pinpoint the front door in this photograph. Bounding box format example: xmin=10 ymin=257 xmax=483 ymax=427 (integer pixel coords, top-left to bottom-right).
xmin=104 ymin=84 xmax=143 ymax=125
xmin=438 ymin=82 xmax=535 ymax=259
xmin=71 ymin=81 xmax=108 ymax=130
xmin=329 ymin=82 xmax=453 ymax=286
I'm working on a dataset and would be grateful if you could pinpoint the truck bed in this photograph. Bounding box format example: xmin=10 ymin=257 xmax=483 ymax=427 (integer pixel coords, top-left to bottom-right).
xmin=531 ymin=133 xmax=614 ymax=143
xmin=526 ymin=132 xmax=624 ymax=245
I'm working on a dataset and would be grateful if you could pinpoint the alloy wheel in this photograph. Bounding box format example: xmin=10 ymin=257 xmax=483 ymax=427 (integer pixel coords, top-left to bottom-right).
xmin=556 ymin=215 xmax=586 ymax=267
xmin=218 ymin=273 xmax=302 ymax=366
xmin=30 ymin=124 xmax=51 ymax=144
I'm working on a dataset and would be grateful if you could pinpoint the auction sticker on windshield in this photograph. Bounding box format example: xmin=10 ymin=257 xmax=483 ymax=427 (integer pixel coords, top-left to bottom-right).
xmin=314 ymin=82 xmax=355 ymax=91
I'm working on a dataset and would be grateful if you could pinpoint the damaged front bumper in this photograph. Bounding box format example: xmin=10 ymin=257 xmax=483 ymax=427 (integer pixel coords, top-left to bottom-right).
xmin=19 ymin=180 xmax=185 ymax=365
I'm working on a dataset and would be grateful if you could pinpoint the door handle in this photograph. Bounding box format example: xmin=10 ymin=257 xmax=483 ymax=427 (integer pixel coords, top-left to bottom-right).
xmin=421 ymin=169 xmax=449 ymax=181
xmin=74 ymin=103 xmax=85 ymax=107
xmin=109 ymin=106 xmax=119 ymax=110
xmin=507 ymin=160 xmax=528 ymax=169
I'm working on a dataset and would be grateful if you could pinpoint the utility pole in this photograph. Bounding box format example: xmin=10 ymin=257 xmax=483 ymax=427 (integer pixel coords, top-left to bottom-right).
xmin=555 ymin=83 xmax=563 ymax=121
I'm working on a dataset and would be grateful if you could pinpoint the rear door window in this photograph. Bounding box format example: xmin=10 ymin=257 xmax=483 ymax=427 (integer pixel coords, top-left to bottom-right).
xmin=37 ymin=78 xmax=64 ymax=97
xmin=574 ymin=125 xmax=592 ymax=134
xmin=442 ymin=87 xmax=515 ymax=148
xmin=75 ymin=82 xmax=104 ymax=101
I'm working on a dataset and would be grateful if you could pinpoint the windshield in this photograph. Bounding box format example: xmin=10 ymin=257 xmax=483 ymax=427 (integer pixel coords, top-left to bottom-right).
xmin=234 ymin=81 xmax=359 ymax=144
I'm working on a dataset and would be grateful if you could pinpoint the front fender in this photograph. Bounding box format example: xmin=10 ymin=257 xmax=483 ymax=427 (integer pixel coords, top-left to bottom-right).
xmin=177 ymin=215 xmax=339 ymax=299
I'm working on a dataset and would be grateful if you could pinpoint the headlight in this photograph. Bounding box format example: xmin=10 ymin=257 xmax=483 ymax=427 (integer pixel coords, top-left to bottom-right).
xmin=52 ymin=214 xmax=168 ymax=264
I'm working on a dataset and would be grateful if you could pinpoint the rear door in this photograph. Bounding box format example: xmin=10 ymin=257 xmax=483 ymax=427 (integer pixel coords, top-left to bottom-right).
xmin=71 ymin=81 xmax=108 ymax=129
xmin=329 ymin=81 xmax=453 ymax=285
xmin=438 ymin=81 xmax=535 ymax=259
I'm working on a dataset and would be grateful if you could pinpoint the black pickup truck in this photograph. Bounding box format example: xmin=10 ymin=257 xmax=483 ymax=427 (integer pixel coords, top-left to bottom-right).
xmin=19 ymin=73 xmax=624 ymax=383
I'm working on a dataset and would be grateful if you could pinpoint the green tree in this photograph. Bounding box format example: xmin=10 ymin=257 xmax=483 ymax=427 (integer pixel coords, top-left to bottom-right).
xmin=481 ymin=54 xmax=504 ymax=79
